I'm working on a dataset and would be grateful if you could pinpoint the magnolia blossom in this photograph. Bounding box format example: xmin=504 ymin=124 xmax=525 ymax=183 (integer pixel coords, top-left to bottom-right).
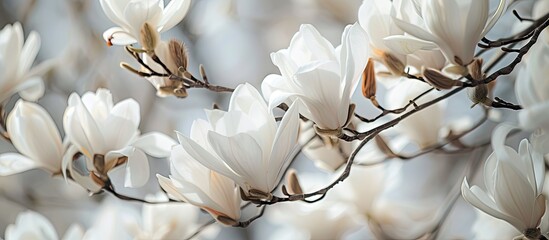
xmin=63 ymin=88 xmax=176 ymax=187
xmin=5 ymin=211 xmax=84 ymax=240
xmin=393 ymin=0 xmax=506 ymax=67
xmin=515 ymin=33 xmax=549 ymax=131
xmin=157 ymin=144 xmax=241 ymax=225
xmin=0 ymin=22 xmax=48 ymax=103
xmin=0 ymin=100 xmax=63 ymax=176
xmin=461 ymin=136 xmax=546 ymax=235
xmin=262 ymin=23 xmax=368 ymax=134
xmin=358 ymin=0 xmax=406 ymax=69
xmin=176 ymin=83 xmax=300 ymax=198
xmin=100 ymin=0 xmax=191 ymax=46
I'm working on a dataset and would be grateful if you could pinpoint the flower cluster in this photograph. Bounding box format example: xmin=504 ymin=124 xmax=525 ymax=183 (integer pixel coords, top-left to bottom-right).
xmin=3 ymin=0 xmax=549 ymax=239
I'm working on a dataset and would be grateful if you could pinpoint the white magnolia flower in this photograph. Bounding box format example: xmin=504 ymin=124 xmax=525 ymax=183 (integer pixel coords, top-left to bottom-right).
xmin=515 ymin=33 xmax=549 ymax=131
xmin=262 ymin=23 xmax=368 ymax=134
xmin=0 ymin=100 xmax=63 ymax=176
xmin=63 ymin=88 xmax=176 ymax=187
xmin=0 ymin=22 xmax=48 ymax=103
xmin=393 ymin=0 xmax=507 ymax=66
xmin=176 ymin=83 xmax=300 ymax=198
xmin=5 ymin=211 xmax=84 ymax=240
xmin=157 ymin=144 xmax=241 ymax=225
xmin=358 ymin=0 xmax=406 ymax=66
xmin=461 ymin=136 xmax=546 ymax=235
xmin=100 ymin=0 xmax=191 ymax=46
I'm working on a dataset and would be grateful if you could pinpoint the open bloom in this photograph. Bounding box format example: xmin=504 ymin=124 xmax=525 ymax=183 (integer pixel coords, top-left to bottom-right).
xmin=100 ymin=0 xmax=191 ymax=46
xmin=0 ymin=100 xmax=63 ymax=176
xmin=63 ymin=88 xmax=176 ymax=187
xmin=5 ymin=211 xmax=84 ymax=240
xmin=515 ymin=33 xmax=549 ymax=131
xmin=262 ymin=23 xmax=368 ymax=134
xmin=0 ymin=22 xmax=48 ymax=103
xmin=176 ymin=83 xmax=300 ymax=198
xmin=157 ymin=145 xmax=241 ymax=225
xmin=393 ymin=0 xmax=506 ymax=66
xmin=461 ymin=137 xmax=546 ymax=234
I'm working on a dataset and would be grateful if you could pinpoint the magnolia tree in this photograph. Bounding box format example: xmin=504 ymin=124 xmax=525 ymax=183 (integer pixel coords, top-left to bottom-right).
xmin=1 ymin=0 xmax=549 ymax=239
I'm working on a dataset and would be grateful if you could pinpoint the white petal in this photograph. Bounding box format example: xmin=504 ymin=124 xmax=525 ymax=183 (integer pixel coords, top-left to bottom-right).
xmin=519 ymin=102 xmax=549 ymax=130
xmin=102 ymin=27 xmax=137 ymax=45
xmin=157 ymin=174 xmax=187 ymax=201
xmin=392 ymin=16 xmax=438 ymax=43
xmin=517 ymin=139 xmax=538 ymax=193
xmin=99 ymin=0 xmax=132 ymax=30
xmin=515 ymin=68 xmax=537 ymax=107
xmin=268 ymin=99 xmax=300 ymax=187
xmin=383 ymin=35 xmax=437 ymax=55
xmin=64 ymin=93 xmax=104 ymax=158
xmin=62 ymin=145 xmax=79 ymax=182
xmin=491 ymin=123 xmax=518 ymax=160
xmin=9 ymin=211 xmax=59 ymax=240
xmin=62 ymin=224 xmax=85 ymax=240
xmin=18 ymin=31 xmax=40 ymax=77
xmin=482 ymin=0 xmax=507 ymax=37
xmin=158 ymin=0 xmax=191 ymax=32
xmin=0 ymin=153 xmax=39 ymax=176
xmin=12 ymin=76 xmax=44 ymax=102
xmin=123 ymin=148 xmax=150 ymax=187
xmin=461 ymin=179 xmax=524 ymax=230
xmin=132 ymin=132 xmax=176 ymax=157
xmin=261 ymin=74 xmax=289 ymax=105
xmin=340 ymin=23 xmax=369 ymax=99
xmin=124 ymin=0 xmax=163 ymax=35
xmin=111 ymin=98 xmax=141 ymax=127
xmin=177 ymin=133 xmax=240 ymax=185
xmin=493 ymin=160 xmax=536 ymax=230
xmin=8 ymin=100 xmax=63 ymax=172
xmin=207 ymin=131 xmax=267 ymax=192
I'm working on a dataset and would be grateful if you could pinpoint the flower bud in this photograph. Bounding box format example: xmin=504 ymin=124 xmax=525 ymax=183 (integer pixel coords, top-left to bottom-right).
xmin=422 ymin=67 xmax=462 ymax=90
xmin=374 ymin=49 xmax=405 ymax=76
xmin=285 ymin=169 xmax=303 ymax=195
xmin=362 ymin=58 xmax=377 ymax=99
xmin=168 ymin=39 xmax=188 ymax=71
xmin=216 ymin=215 xmax=239 ymax=226
xmin=140 ymin=22 xmax=159 ymax=52
xmin=467 ymin=58 xmax=484 ymax=81
xmin=467 ymin=84 xmax=493 ymax=107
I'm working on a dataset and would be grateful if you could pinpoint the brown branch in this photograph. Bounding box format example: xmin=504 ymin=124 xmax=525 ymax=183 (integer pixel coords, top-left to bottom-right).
xmin=355 ymin=109 xmax=489 ymax=166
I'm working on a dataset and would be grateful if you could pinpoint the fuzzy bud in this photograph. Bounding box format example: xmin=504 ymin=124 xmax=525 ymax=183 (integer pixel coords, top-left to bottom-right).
xmin=467 ymin=84 xmax=493 ymax=107
xmin=422 ymin=67 xmax=462 ymax=90
xmin=140 ymin=22 xmax=159 ymax=52
xmin=168 ymin=39 xmax=188 ymax=71
xmin=374 ymin=49 xmax=405 ymax=76
xmin=468 ymin=58 xmax=484 ymax=81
